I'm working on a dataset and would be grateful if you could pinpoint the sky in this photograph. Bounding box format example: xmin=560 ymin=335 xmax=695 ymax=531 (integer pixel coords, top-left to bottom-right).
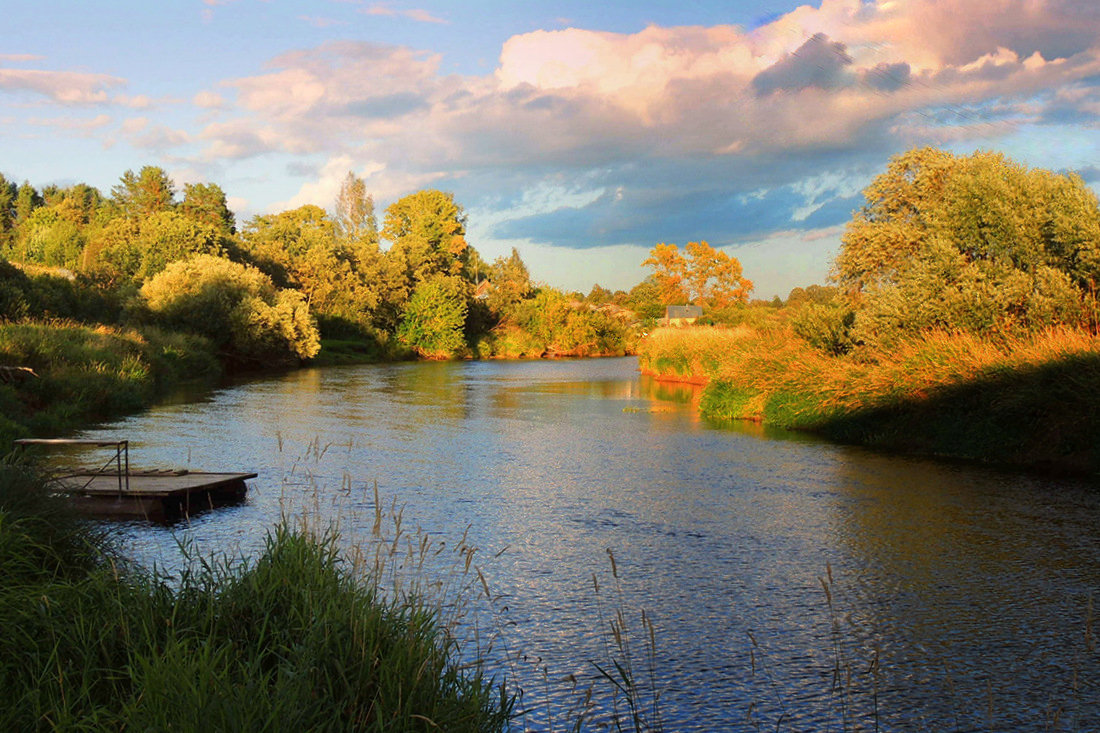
xmin=2 ymin=0 xmax=1100 ymax=298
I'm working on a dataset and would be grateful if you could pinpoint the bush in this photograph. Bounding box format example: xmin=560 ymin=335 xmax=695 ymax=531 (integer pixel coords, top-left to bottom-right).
xmin=141 ymin=255 xmax=320 ymax=366
xmin=397 ymin=275 xmax=469 ymax=358
xmin=791 ymin=303 xmax=856 ymax=354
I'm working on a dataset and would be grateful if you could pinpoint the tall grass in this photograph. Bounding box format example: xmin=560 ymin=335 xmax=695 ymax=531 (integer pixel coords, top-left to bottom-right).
xmin=639 ymin=324 xmax=1100 ymax=471
xmin=0 ymin=466 xmax=513 ymax=731
xmin=0 ymin=319 xmax=221 ymax=446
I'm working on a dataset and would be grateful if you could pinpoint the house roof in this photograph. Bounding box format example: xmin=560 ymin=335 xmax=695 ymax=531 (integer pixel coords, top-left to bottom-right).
xmin=665 ymin=305 xmax=703 ymax=319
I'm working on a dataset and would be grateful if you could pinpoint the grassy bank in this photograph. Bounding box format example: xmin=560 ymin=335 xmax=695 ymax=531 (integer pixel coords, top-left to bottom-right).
xmin=0 ymin=466 xmax=512 ymax=731
xmin=0 ymin=319 xmax=222 ymax=447
xmin=639 ymin=325 xmax=1100 ymax=474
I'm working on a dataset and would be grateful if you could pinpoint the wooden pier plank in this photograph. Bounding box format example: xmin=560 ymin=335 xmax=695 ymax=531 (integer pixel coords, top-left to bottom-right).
xmin=57 ymin=471 xmax=258 ymax=498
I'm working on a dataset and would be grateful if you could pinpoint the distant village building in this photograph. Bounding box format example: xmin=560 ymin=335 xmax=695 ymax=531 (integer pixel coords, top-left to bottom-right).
xmin=664 ymin=305 xmax=703 ymax=326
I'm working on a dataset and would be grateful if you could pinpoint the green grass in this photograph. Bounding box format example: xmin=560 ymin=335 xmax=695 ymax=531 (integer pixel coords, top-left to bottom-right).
xmin=0 ymin=466 xmax=513 ymax=731
xmin=640 ymin=324 xmax=1100 ymax=474
xmin=0 ymin=319 xmax=221 ymax=447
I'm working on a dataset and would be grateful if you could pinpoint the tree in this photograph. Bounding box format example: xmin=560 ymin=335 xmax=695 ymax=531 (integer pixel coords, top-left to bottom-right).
xmin=642 ymin=243 xmax=686 ymax=305
xmin=14 ymin=182 xmax=43 ymax=228
xmin=0 ymin=173 xmax=17 ymax=249
xmin=486 ymin=247 xmax=530 ymax=317
xmin=240 ymin=205 xmax=382 ymax=324
xmin=141 ymin=254 xmax=320 ymax=364
xmin=586 ymin=283 xmax=613 ymax=304
xmin=16 ymin=208 xmax=85 ymax=269
xmin=334 ymin=172 xmax=378 ymax=248
xmin=112 ymin=166 xmax=175 ymax=218
xmin=837 ymin=148 xmax=1100 ymax=343
xmin=181 ymin=182 xmax=235 ymax=234
xmin=643 ymin=241 xmax=753 ymax=307
xmin=397 ymin=274 xmax=469 ymax=358
xmin=382 ymin=190 xmax=470 ymax=285
xmin=834 ymin=147 xmax=957 ymax=293
xmin=54 ymin=183 xmax=105 ymax=226
xmin=88 ymin=211 xmax=227 ymax=282
xmin=625 ymin=277 xmax=664 ymax=320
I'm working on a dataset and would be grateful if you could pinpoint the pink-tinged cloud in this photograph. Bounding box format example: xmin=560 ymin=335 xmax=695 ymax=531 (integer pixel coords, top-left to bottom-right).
xmin=26 ymin=113 xmax=112 ymax=132
xmin=362 ymin=3 xmax=447 ymax=24
xmin=0 ymin=67 xmax=124 ymax=104
xmin=195 ymin=0 xmax=1100 ymax=248
xmin=299 ymin=15 xmax=344 ymax=29
xmin=193 ymin=90 xmax=225 ymax=109
xmin=0 ymin=54 xmax=44 ymax=63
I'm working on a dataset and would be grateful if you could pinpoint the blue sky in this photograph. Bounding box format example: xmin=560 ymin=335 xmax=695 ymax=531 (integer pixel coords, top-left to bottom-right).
xmin=3 ymin=0 xmax=1099 ymax=297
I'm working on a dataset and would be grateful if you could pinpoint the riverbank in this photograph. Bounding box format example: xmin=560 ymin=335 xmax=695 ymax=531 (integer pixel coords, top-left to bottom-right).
xmin=0 ymin=465 xmax=512 ymax=730
xmin=639 ymin=325 xmax=1100 ymax=475
xmin=0 ymin=320 xmax=223 ymax=449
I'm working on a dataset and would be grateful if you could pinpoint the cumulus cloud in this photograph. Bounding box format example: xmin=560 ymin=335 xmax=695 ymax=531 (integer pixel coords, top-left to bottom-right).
xmin=193 ymin=90 xmax=225 ymax=109
xmin=752 ymin=33 xmax=854 ymax=95
xmin=190 ymin=0 xmax=1100 ymax=266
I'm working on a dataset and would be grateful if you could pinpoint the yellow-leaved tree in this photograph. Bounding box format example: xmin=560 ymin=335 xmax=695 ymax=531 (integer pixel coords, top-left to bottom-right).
xmin=643 ymin=240 xmax=752 ymax=307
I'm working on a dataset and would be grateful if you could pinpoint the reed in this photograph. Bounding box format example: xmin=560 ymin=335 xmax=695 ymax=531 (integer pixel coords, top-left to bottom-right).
xmin=0 ymin=465 xmax=514 ymax=731
xmin=639 ymin=324 xmax=1100 ymax=471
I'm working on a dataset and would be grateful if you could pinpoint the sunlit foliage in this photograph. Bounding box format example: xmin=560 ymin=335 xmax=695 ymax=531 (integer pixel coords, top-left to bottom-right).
xmin=837 ymin=147 xmax=1100 ymax=345
xmin=643 ymin=240 xmax=753 ymax=307
xmin=397 ymin=274 xmax=470 ymax=358
xmin=141 ymin=254 xmax=320 ymax=365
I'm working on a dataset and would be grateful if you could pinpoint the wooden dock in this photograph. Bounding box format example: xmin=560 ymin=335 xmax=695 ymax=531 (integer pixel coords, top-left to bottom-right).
xmin=56 ymin=470 xmax=256 ymax=520
xmin=14 ymin=438 xmax=255 ymax=521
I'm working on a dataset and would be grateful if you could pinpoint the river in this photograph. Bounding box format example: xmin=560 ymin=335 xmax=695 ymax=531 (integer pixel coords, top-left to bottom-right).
xmin=72 ymin=356 xmax=1099 ymax=731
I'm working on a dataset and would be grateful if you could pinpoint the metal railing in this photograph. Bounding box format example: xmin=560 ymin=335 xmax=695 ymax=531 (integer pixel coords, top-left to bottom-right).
xmin=14 ymin=438 xmax=130 ymax=496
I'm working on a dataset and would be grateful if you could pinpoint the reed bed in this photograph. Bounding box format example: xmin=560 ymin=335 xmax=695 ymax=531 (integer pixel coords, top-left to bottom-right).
xmin=639 ymin=325 xmax=1100 ymax=470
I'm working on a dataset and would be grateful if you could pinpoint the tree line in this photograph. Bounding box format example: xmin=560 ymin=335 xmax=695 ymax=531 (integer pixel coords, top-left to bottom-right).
xmin=0 ymin=168 xmax=652 ymax=365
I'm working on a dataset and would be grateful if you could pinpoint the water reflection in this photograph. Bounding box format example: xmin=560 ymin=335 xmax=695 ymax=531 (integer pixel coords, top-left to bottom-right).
xmin=70 ymin=357 xmax=1100 ymax=730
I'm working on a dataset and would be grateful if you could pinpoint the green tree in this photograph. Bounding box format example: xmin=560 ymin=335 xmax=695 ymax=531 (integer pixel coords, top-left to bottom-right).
xmin=397 ymin=274 xmax=469 ymax=358
xmin=240 ymin=205 xmax=381 ymax=324
xmin=54 ymin=183 xmax=105 ymax=226
xmin=14 ymin=182 xmax=43 ymax=228
xmin=17 ymin=208 xmax=85 ymax=269
xmin=834 ymin=147 xmax=957 ymax=294
xmin=89 ymin=211 xmax=227 ymax=283
xmin=141 ymin=254 xmax=320 ymax=365
xmin=181 ymin=182 xmax=235 ymax=234
xmin=0 ymin=173 xmax=17 ymax=249
xmin=625 ymin=277 xmax=664 ymax=320
xmin=112 ymin=166 xmax=175 ymax=218
xmin=382 ymin=190 xmax=470 ymax=285
xmin=486 ymin=247 xmax=530 ymax=317
xmin=837 ymin=148 xmax=1100 ymax=343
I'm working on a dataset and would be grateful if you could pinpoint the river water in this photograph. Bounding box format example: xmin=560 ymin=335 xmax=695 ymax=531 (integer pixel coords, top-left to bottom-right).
xmin=72 ymin=356 xmax=1099 ymax=731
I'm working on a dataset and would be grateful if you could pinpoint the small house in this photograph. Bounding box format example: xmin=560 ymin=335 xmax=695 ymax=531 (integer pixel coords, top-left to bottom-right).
xmin=664 ymin=305 xmax=703 ymax=326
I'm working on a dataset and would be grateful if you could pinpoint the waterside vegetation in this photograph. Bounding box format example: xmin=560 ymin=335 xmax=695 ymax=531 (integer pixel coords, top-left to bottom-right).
xmin=0 ymin=169 xmax=647 ymax=445
xmin=639 ymin=148 xmax=1100 ymax=474
xmin=0 ymin=466 xmax=513 ymax=731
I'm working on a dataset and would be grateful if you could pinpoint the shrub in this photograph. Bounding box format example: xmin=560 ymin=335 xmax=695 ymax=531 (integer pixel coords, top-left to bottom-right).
xmin=791 ymin=303 xmax=856 ymax=354
xmin=141 ymin=254 xmax=320 ymax=366
xmin=397 ymin=274 xmax=469 ymax=358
